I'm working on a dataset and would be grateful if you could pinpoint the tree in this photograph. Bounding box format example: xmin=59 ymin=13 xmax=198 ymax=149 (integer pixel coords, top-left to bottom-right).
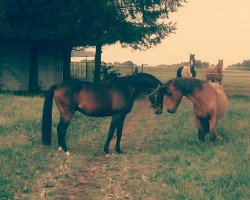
xmin=0 ymin=0 xmax=186 ymax=87
xmin=0 ymin=0 xmax=84 ymax=92
xmin=81 ymin=0 xmax=186 ymax=81
xmin=123 ymin=61 xmax=134 ymax=66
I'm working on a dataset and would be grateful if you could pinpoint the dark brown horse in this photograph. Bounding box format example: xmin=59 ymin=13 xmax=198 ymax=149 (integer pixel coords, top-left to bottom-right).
xmin=42 ymin=73 xmax=163 ymax=154
xmin=152 ymin=78 xmax=228 ymax=142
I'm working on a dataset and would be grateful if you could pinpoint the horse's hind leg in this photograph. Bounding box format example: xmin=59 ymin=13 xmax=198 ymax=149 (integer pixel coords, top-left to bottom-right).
xmin=115 ymin=116 xmax=125 ymax=154
xmin=57 ymin=117 xmax=70 ymax=153
xmin=57 ymin=109 xmax=75 ymax=153
xmin=103 ymin=115 xmax=120 ymax=154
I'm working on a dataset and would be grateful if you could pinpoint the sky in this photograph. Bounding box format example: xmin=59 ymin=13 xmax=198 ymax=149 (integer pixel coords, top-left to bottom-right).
xmin=101 ymin=0 xmax=250 ymax=67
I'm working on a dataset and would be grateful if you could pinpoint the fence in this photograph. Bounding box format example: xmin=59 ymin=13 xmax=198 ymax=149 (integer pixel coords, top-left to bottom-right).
xmin=71 ymin=61 xmax=95 ymax=81
xmin=225 ymin=67 xmax=250 ymax=71
xmin=114 ymin=64 xmax=144 ymax=76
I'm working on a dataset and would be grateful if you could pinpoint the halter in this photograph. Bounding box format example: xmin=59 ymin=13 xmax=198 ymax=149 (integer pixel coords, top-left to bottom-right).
xmin=148 ymin=84 xmax=163 ymax=107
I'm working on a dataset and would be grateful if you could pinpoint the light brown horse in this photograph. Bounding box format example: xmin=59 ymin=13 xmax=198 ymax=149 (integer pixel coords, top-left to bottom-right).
xmin=153 ymin=78 xmax=228 ymax=142
xmin=206 ymin=59 xmax=223 ymax=84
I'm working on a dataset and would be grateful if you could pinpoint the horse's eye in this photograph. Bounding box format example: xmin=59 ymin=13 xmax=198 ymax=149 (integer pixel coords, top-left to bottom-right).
xmin=168 ymin=92 xmax=172 ymax=96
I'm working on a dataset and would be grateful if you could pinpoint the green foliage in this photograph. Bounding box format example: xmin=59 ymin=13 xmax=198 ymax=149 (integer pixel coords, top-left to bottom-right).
xmin=0 ymin=0 xmax=186 ymax=48
xmin=100 ymin=65 xmax=121 ymax=81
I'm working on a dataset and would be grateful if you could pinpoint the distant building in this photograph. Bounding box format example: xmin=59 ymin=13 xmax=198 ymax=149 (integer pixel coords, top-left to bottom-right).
xmin=71 ymin=49 xmax=95 ymax=62
xmin=0 ymin=46 xmax=98 ymax=91
xmin=71 ymin=49 xmax=95 ymax=80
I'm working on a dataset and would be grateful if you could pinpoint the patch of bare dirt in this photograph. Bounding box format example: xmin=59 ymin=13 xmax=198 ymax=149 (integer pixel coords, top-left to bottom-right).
xmin=123 ymin=99 xmax=151 ymax=134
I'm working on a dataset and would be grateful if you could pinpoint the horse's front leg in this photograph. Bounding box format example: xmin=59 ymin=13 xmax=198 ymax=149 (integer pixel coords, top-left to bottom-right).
xmin=115 ymin=116 xmax=125 ymax=154
xmin=195 ymin=116 xmax=207 ymax=142
xmin=103 ymin=115 xmax=120 ymax=154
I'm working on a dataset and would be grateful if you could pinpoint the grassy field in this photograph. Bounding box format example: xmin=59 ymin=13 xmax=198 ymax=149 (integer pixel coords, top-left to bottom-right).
xmin=0 ymin=70 xmax=250 ymax=199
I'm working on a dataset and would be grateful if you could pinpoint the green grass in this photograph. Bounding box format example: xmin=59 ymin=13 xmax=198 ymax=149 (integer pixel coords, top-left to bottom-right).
xmin=1 ymin=69 xmax=250 ymax=199
xmin=0 ymin=93 xmax=249 ymax=199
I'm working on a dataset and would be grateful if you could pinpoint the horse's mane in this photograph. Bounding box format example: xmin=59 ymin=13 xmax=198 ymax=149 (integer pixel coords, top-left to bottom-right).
xmin=166 ymin=78 xmax=204 ymax=95
xmin=119 ymin=73 xmax=162 ymax=87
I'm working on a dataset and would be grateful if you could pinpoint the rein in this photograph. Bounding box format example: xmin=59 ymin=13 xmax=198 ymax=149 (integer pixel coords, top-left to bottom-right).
xmin=148 ymin=84 xmax=163 ymax=107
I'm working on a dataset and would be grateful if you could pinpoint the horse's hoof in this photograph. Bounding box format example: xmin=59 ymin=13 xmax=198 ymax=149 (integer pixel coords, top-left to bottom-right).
xmin=105 ymin=154 xmax=111 ymax=158
xmin=103 ymin=147 xmax=109 ymax=154
xmin=115 ymin=148 xmax=123 ymax=154
xmin=58 ymin=147 xmax=63 ymax=151
xmin=217 ymin=135 xmax=223 ymax=141
xmin=198 ymin=137 xmax=205 ymax=142
xmin=65 ymin=151 xmax=70 ymax=156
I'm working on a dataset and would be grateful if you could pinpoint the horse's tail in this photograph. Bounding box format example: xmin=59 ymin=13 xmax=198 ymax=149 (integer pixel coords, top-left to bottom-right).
xmin=176 ymin=66 xmax=183 ymax=77
xmin=42 ymin=85 xmax=57 ymax=145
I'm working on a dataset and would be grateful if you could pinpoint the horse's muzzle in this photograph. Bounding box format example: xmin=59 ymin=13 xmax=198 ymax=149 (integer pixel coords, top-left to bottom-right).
xmin=167 ymin=108 xmax=176 ymax=114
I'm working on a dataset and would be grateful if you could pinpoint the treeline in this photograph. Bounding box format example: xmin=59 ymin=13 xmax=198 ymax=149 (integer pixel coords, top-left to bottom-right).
xmin=106 ymin=60 xmax=210 ymax=68
xmin=156 ymin=60 xmax=210 ymax=68
xmin=227 ymin=60 xmax=250 ymax=70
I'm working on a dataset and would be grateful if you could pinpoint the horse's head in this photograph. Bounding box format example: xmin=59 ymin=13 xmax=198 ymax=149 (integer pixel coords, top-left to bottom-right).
xmin=163 ymin=79 xmax=184 ymax=113
xmin=217 ymin=59 xmax=223 ymax=72
xmin=148 ymin=84 xmax=164 ymax=115
xmin=190 ymin=54 xmax=195 ymax=66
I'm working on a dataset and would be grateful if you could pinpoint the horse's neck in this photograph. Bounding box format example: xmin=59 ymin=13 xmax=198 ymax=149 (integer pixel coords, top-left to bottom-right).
xmin=190 ymin=59 xmax=195 ymax=67
xmin=186 ymin=94 xmax=200 ymax=107
xmin=127 ymin=82 xmax=155 ymax=100
xmin=214 ymin=64 xmax=222 ymax=71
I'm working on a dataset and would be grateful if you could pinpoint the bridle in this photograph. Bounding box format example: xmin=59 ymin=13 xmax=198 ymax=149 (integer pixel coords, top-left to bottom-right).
xmin=148 ymin=84 xmax=163 ymax=107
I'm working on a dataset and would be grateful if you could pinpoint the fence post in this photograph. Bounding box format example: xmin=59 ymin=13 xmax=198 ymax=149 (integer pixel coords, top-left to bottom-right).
xmin=85 ymin=58 xmax=88 ymax=80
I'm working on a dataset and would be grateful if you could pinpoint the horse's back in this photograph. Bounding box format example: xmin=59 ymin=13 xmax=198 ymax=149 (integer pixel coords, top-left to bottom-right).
xmin=182 ymin=66 xmax=192 ymax=77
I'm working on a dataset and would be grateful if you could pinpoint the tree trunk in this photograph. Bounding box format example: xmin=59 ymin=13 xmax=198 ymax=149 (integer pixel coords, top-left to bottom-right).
xmin=28 ymin=45 xmax=39 ymax=94
xmin=63 ymin=47 xmax=72 ymax=81
xmin=94 ymin=44 xmax=102 ymax=82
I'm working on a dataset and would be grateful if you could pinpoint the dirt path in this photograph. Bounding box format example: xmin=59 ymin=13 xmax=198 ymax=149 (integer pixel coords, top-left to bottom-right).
xmin=123 ymin=99 xmax=151 ymax=134
xmin=27 ymin=99 xmax=150 ymax=200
